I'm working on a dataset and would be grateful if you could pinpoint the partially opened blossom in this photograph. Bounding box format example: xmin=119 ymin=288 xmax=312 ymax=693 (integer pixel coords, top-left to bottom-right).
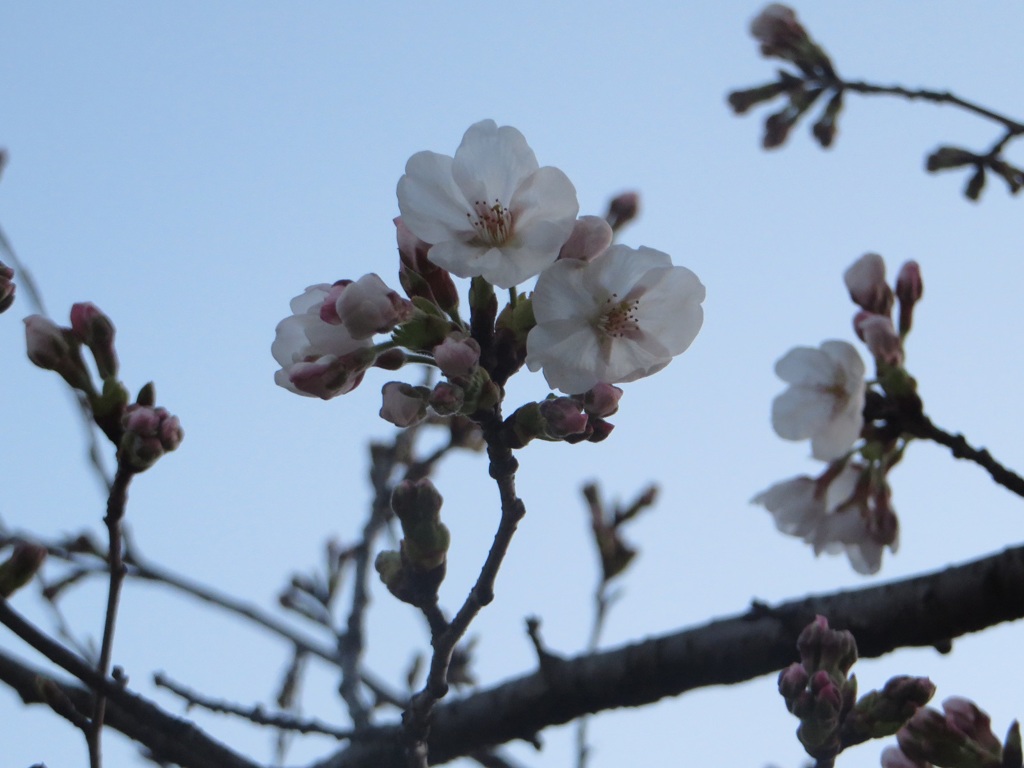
xmin=321 ymin=274 xmax=412 ymax=339
xmin=752 ymin=463 xmax=896 ymax=574
xmin=526 ymin=245 xmax=704 ymax=394
xmin=397 ymin=119 xmax=579 ymax=289
xmin=272 ymin=285 xmax=374 ymax=399
xmin=771 ymin=340 xmax=866 ymax=460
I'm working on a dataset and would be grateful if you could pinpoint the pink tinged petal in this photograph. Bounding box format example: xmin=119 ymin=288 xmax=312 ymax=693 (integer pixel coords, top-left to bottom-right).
xmin=558 ymin=216 xmax=613 ymax=261
xmin=397 ymin=151 xmax=472 ymax=244
xmin=452 ymin=120 xmax=538 ymax=205
xmin=820 ymin=339 xmax=866 ymax=381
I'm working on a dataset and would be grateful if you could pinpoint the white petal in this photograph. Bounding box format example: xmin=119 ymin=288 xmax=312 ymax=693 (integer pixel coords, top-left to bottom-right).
xmin=771 ymin=387 xmax=833 ymax=440
xmin=452 ymin=120 xmax=538 ymax=205
xmin=397 ymin=151 xmax=471 ymax=245
xmin=774 ymin=346 xmax=836 ymax=386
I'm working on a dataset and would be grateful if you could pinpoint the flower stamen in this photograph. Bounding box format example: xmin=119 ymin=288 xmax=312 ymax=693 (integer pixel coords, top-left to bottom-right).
xmin=467 ymin=198 xmax=513 ymax=246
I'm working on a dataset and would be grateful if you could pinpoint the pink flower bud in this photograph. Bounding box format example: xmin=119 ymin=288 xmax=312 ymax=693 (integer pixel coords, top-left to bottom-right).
xmin=605 ymin=192 xmax=640 ymax=233
xmin=778 ymin=662 xmax=810 ymax=699
xmin=119 ymin=404 xmax=184 ymax=472
xmin=433 ymin=335 xmax=480 ymax=378
xmin=539 ymin=397 xmax=588 ymax=439
xmin=750 ymin=4 xmax=808 ymax=59
xmin=319 ymin=280 xmax=352 ymax=325
xmin=395 ymin=217 xmax=460 ymax=312
xmin=844 ymin=253 xmax=894 ymax=315
xmin=380 ymin=381 xmax=427 ymax=427
xmin=70 ymin=302 xmax=119 ymax=379
xmin=580 ymin=382 xmax=623 ymax=418
xmin=895 ymin=261 xmax=923 ymax=336
xmin=428 ymin=381 xmax=464 ymax=416
xmin=333 ymin=274 xmax=413 ymax=339
xmin=854 ymin=312 xmax=904 ymax=368
xmin=558 ymin=216 xmax=613 ymax=261
xmin=24 ymin=315 xmax=71 ymax=370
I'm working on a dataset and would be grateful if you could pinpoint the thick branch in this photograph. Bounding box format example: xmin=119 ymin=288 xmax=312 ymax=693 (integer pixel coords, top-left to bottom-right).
xmin=315 ymin=543 xmax=1024 ymax=768
xmin=0 ymin=648 xmax=260 ymax=768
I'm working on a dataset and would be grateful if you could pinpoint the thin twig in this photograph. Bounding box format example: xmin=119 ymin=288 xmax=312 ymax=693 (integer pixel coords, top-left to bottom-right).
xmin=403 ymin=418 xmax=527 ymax=766
xmin=88 ymin=464 xmax=133 ymax=768
xmin=906 ymin=414 xmax=1024 ymax=499
xmin=840 ymin=81 xmax=1024 ymax=135
xmin=153 ymin=671 xmax=355 ymax=739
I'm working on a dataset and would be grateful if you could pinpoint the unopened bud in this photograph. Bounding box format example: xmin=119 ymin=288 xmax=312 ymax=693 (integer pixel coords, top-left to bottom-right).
xmin=926 ymin=146 xmax=977 ymax=173
xmin=854 ymin=312 xmax=903 ymax=368
xmin=604 ymin=193 xmax=640 ymax=233
xmin=433 ymin=334 xmax=481 ymax=379
xmin=538 ymin=397 xmax=589 ymax=439
xmin=119 ymin=403 xmax=184 ymax=472
xmin=895 ymin=261 xmax=923 ymax=336
xmin=845 ymin=253 xmax=893 ymax=315
xmin=579 ymin=382 xmax=623 ymax=418
xmin=390 ymin=479 xmax=449 ymax=571
xmin=429 ymin=381 xmax=465 ymax=416
xmin=811 ymin=90 xmax=843 ymax=149
xmin=965 ymin=166 xmax=986 ymax=202
xmin=796 ymin=615 xmax=858 ymax=676
xmin=727 ymin=81 xmax=790 ymax=115
xmin=379 ymin=381 xmax=428 ymax=427
xmin=559 ymin=216 xmax=613 ymax=261
xmin=331 ymin=274 xmax=413 ymax=340
xmin=70 ymin=302 xmax=119 ymax=379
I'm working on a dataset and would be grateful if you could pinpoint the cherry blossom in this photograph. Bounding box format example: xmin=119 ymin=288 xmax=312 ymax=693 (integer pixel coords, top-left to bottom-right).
xmin=525 ymin=245 xmax=705 ymax=394
xmin=397 ymin=120 xmax=579 ymax=289
xmin=272 ymin=285 xmax=373 ymax=399
xmin=752 ymin=462 xmax=897 ymax=575
xmin=771 ymin=340 xmax=865 ymax=460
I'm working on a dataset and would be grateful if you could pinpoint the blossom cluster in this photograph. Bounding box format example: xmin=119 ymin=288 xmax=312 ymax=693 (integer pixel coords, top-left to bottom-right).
xmin=273 ymin=120 xmax=705 ymax=444
xmin=753 ymin=253 xmax=924 ymax=574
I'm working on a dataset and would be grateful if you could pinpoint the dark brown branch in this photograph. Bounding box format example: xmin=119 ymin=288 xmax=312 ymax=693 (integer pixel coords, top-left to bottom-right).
xmin=905 ymin=414 xmax=1024 ymax=499
xmin=403 ymin=422 xmax=527 ymax=766
xmin=840 ymin=81 xmax=1024 ymax=136
xmin=0 ymin=648 xmax=260 ymax=768
xmin=314 ymin=542 xmax=1024 ymax=768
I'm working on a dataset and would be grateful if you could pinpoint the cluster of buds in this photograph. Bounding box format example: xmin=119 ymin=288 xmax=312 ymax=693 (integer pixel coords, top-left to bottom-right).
xmin=779 ymin=616 xmax=938 ymax=762
xmin=118 ymin=384 xmax=184 ymax=473
xmin=374 ymin=479 xmax=450 ymax=607
xmin=845 ymin=253 xmax=923 ymax=367
xmin=926 ymin=145 xmax=1024 ymax=202
xmin=729 ymin=4 xmax=847 ymax=150
xmin=24 ymin=304 xmax=182 ymax=471
xmin=728 ymin=4 xmax=843 ymax=149
xmin=0 ymin=260 xmax=14 ymax=314
xmin=778 ymin=616 xmax=860 ymax=760
xmin=882 ymin=697 xmax=1021 ymax=768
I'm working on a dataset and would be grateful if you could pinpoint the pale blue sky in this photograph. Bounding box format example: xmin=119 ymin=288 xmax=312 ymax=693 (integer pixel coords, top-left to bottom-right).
xmin=2 ymin=3 xmax=1023 ymax=767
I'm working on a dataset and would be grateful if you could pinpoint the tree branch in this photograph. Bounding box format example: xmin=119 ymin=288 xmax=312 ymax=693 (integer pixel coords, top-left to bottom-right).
xmin=0 ymin=648 xmax=260 ymax=768
xmin=314 ymin=542 xmax=1024 ymax=767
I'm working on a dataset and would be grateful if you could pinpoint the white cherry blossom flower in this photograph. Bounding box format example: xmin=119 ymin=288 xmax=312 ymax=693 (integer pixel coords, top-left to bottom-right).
xmin=526 ymin=245 xmax=705 ymax=394
xmin=397 ymin=120 xmax=579 ymax=289
xmin=771 ymin=340 xmax=865 ymax=460
xmin=272 ymin=285 xmax=373 ymax=399
xmin=752 ymin=463 xmax=897 ymax=575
